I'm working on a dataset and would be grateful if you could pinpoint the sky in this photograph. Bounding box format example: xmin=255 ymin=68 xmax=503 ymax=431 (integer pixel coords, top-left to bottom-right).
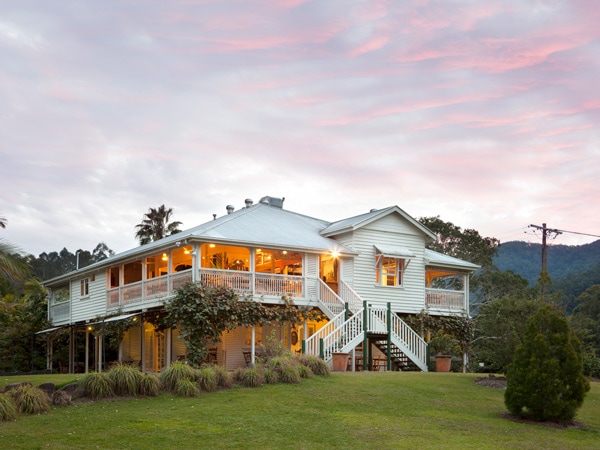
xmin=1 ymin=0 xmax=599 ymax=257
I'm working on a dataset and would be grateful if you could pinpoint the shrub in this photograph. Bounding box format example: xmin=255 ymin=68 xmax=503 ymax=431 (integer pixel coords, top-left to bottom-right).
xmin=237 ymin=367 xmax=264 ymax=388
xmin=52 ymin=390 xmax=73 ymax=407
xmin=297 ymin=364 xmax=313 ymax=379
xmin=9 ymin=385 xmax=51 ymax=415
xmin=212 ymin=364 xmax=233 ymax=389
xmin=174 ymin=379 xmax=201 ymax=397
xmin=0 ymin=393 xmax=18 ymax=422
xmin=278 ymin=364 xmax=301 ymax=384
xmin=263 ymin=368 xmax=279 ymax=385
xmin=80 ymin=372 xmax=114 ymax=400
xmin=159 ymin=362 xmax=197 ymax=392
xmin=197 ymin=366 xmax=218 ymax=392
xmin=298 ymin=355 xmax=330 ymax=376
xmin=505 ymin=305 xmax=590 ymax=421
xmin=108 ymin=363 xmax=144 ymax=396
xmin=583 ymin=353 xmax=600 ymax=378
xmin=139 ymin=373 xmax=160 ymax=397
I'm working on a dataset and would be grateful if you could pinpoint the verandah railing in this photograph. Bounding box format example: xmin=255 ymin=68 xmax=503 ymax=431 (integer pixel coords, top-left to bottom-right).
xmin=425 ymin=288 xmax=465 ymax=311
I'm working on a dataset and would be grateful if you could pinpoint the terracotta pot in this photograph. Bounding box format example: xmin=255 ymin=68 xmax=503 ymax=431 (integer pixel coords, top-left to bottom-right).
xmin=332 ymin=352 xmax=350 ymax=372
xmin=435 ymin=355 xmax=452 ymax=372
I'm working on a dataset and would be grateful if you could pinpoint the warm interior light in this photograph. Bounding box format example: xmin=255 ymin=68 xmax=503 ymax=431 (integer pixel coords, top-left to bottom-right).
xmin=209 ymin=243 xmax=216 ymax=248
xmin=162 ymin=253 xmax=168 ymax=261
xmin=132 ymin=317 xmax=138 ymax=322
xmin=331 ymin=250 xmax=340 ymax=258
xmin=184 ymin=247 xmax=190 ymax=254
xmin=87 ymin=326 xmax=93 ymax=331
xmin=282 ymin=250 xmax=288 ymax=255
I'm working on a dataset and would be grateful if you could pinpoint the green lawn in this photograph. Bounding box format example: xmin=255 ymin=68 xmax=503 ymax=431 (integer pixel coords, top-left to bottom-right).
xmin=1 ymin=372 xmax=599 ymax=449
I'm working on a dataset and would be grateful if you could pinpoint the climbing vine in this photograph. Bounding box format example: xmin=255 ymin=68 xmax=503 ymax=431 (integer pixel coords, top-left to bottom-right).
xmin=164 ymin=281 xmax=325 ymax=367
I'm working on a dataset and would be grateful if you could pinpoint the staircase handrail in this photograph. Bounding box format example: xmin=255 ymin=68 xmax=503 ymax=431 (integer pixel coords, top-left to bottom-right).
xmin=339 ymin=281 xmax=364 ymax=313
xmin=316 ymin=278 xmax=346 ymax=318
xmin=321 ymin=308 xmax=364 ymax=362
xmin=389 ymin=313 xmax=428 ymax=372
xmin=303 ymin=309 xmax=347 ymax=357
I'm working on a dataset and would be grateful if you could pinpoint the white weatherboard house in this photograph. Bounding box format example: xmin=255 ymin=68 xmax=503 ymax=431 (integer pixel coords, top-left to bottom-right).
xmin=43 ymin=196 xmax=478 ymax=373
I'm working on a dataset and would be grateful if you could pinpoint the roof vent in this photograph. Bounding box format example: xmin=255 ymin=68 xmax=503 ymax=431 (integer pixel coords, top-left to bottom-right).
xmin=244 ymin=198 xmax=253 ymax=208
xmin=259 ymin=196 xmax=285 ymax=209
xmin=226 ymin=205 xmax=235 ymax=214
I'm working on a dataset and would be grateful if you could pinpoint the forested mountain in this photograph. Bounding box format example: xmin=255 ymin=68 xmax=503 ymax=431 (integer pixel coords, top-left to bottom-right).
xmin=494 ymin=240 xmax=600 ymax=284
xmin=493 ymin=239 xmax=600 ymax=311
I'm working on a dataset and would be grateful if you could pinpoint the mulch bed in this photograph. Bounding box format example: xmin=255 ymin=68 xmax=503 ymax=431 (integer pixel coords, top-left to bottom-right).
xmin=474 ymin=374 xmax=588 ymax=429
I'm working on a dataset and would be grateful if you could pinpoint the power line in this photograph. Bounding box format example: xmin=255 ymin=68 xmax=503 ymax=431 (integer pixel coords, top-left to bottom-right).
xmin=549 ymin=228 xmax=600 ymax=239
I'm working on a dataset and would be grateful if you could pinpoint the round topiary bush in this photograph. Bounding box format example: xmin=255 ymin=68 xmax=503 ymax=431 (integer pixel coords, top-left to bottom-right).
xmin=505 ymin=305 xmax=590 ymax=422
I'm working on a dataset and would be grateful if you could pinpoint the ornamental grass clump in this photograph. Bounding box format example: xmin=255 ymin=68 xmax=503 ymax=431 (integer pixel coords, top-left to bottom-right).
xmin=9 ymin=385 xmax=50 ymax=415
xmin=212 ymin=364 xmax=233 ymax=389
xmin=108 ymin=363 xmax=144 ymax=396
xmin=139 ymin=373 xmax=160 ymax=397
xmin=297 ymin=364 xmax=313 ymax=379
xmin=0 ymin=393 xmax=18 ymax=422
xmin=159 ymin=361 xmax=197 ymax=393
xmin=266 ymin=356 xmax=301 ymax=384
xmin=298 ymin=354 xmax=330 ymax=376
xmin=197 ymin=366 xmax=218 ymax=393
xmin=263 ymin=368 xmax=279 ymax=385
xmin=174 ymin=379 xmax=201 ymax=398
xmin=80 ymin=372 xmax=114 ymax=400
xmin=234 ymin=367 xmax=265 ymax=388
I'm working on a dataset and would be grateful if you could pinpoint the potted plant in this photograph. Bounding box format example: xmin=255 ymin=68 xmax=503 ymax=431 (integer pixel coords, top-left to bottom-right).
xmin=429 ymin=333 xmax=458 ymax=372
xmin=331 ymin=351 xmax=350 ymax=372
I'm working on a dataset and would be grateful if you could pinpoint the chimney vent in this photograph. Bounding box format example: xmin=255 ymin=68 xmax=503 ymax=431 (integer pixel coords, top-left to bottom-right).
xmin=245 ymin=198 xmax=253 ymax=208
xmin=226 ymin=205 xmax=235 ymax=214
xmin=258 ymin=196 xmax=285 ymax=209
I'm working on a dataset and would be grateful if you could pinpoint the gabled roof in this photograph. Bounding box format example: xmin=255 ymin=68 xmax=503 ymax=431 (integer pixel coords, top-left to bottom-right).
xmin=320 ymin=206 xmax=437 ymax=240
xmin=424 ymin=249 xmax=480 ymax=272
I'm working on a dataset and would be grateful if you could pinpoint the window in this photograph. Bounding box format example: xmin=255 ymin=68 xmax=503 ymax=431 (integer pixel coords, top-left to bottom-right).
xmin=376 ymin=255 xmax=404 ymax=287
xmin=80 ymin=278 xmax=89 ymax=296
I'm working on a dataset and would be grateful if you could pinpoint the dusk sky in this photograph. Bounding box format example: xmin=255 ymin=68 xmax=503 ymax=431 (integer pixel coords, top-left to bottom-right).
xmin=1 ymin=0 xmax=599 ymax=257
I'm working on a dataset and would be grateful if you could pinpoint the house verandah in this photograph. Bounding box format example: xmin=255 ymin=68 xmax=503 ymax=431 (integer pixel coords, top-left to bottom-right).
xmin=43 ymin=197 xmax=478 ymax=374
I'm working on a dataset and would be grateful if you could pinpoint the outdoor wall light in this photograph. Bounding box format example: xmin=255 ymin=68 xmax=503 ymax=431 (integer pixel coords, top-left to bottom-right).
xmin=162 ymin=253 xmax=168 ymax=261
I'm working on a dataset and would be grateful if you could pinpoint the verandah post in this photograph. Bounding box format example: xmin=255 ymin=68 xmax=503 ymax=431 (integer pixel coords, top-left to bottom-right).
xmin=387 ymin=302 xmax=392 ymax=371
xmin=363 ymin=301 xmax=368 ymax=371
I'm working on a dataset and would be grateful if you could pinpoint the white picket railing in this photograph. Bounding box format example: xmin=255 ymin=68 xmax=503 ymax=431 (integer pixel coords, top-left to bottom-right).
xmin=304 ymin=309 xmax=349 ymax=358
xmin=339 ymin=281 xmax=364 ymax=313
xmin=425 ymin=288 xmax=465 ymax=311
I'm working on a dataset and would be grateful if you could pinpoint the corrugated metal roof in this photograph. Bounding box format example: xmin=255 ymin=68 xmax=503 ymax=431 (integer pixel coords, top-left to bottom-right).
xmin=44 ymin=203 xmax=352 ymax=285
xmin=424 ymin=249 xmax=480 ymax=271
xmin=374 ymin=245 xmax=416 ymax=258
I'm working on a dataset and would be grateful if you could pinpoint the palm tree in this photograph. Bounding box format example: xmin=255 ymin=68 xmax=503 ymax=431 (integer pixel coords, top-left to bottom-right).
xmin=0 ymin=215 xmax=6 ymax=229
xmin=0 ymin=239 xmax=29 ymax=282
xmin=134 ymin=205 xmax=183 ymax=245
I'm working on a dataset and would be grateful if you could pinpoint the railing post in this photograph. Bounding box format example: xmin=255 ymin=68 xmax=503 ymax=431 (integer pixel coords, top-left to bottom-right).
xmin=319 ymin=338 xmax=324 ymax=360
xmin=301 ymin=339 xmax=306 ymax=355
xmin=387 ymin=302 xmax=392 ymax=371
xmin=344 ymin=302 xmax=349 ymax=322
xmin=363 ymin=301 xmax=369 ymax=371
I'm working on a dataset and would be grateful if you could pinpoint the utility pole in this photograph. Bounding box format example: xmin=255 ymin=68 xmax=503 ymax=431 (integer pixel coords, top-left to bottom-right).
xmin=529 ymin=223 xmax=562 ymax=299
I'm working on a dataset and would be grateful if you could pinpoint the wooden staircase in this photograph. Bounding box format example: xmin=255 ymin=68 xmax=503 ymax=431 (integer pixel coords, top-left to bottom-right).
xmin=369 ymin=335 xmax=422 ymax=371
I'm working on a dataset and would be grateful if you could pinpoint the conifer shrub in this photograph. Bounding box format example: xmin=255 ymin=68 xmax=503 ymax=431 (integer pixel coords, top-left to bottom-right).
xmin=505 ymin=305 xmax=590 ymax=422
xmin=9 ymin=384 xmax=51 ymax=415
xmin=80 ymin=372 xmax=114 ymax=400
xmin=0 ymin=393 xmax=18 ymax=422
xmin=108 ymin=363 xmax=144 ymax=396
xmin=174 ymin=379 xmax=201 ymax=397
xmin=159 ymin=361 xmax=198 ymax=392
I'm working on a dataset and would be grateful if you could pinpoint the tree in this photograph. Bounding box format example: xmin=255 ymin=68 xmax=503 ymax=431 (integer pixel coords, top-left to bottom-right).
xmin=0 ymin=215 xmax=6 ymax=229
xmin=570 ymin=285 xmax=600 ymax=353
xmin=473 ymin=295 xmax=542 ymax=373
xmin=418 ymin=216 xmax=500 ymax=268
xmin=0 ymin=239 xmax=29 ymax=283
xmin=505 ymin=305 xmax=590 ymax=421
xmin=134 ymin=205 xmax=183 ymax=245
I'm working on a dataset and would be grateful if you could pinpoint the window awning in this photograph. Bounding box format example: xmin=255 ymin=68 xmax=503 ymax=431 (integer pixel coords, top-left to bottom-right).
xmin=374 ymin=245 xmax=416 ymax=259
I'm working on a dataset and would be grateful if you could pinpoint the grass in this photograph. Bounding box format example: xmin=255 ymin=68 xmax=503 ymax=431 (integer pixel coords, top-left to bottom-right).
xmin=0 ymin=373 xmax=598 ymax=449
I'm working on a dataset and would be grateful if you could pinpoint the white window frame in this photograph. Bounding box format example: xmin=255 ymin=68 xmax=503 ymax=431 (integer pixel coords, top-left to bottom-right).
xmin=375 ymin=255 xmax=405 ymax=287
xmin=80 ymin=278 xmax=89 ymax=297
